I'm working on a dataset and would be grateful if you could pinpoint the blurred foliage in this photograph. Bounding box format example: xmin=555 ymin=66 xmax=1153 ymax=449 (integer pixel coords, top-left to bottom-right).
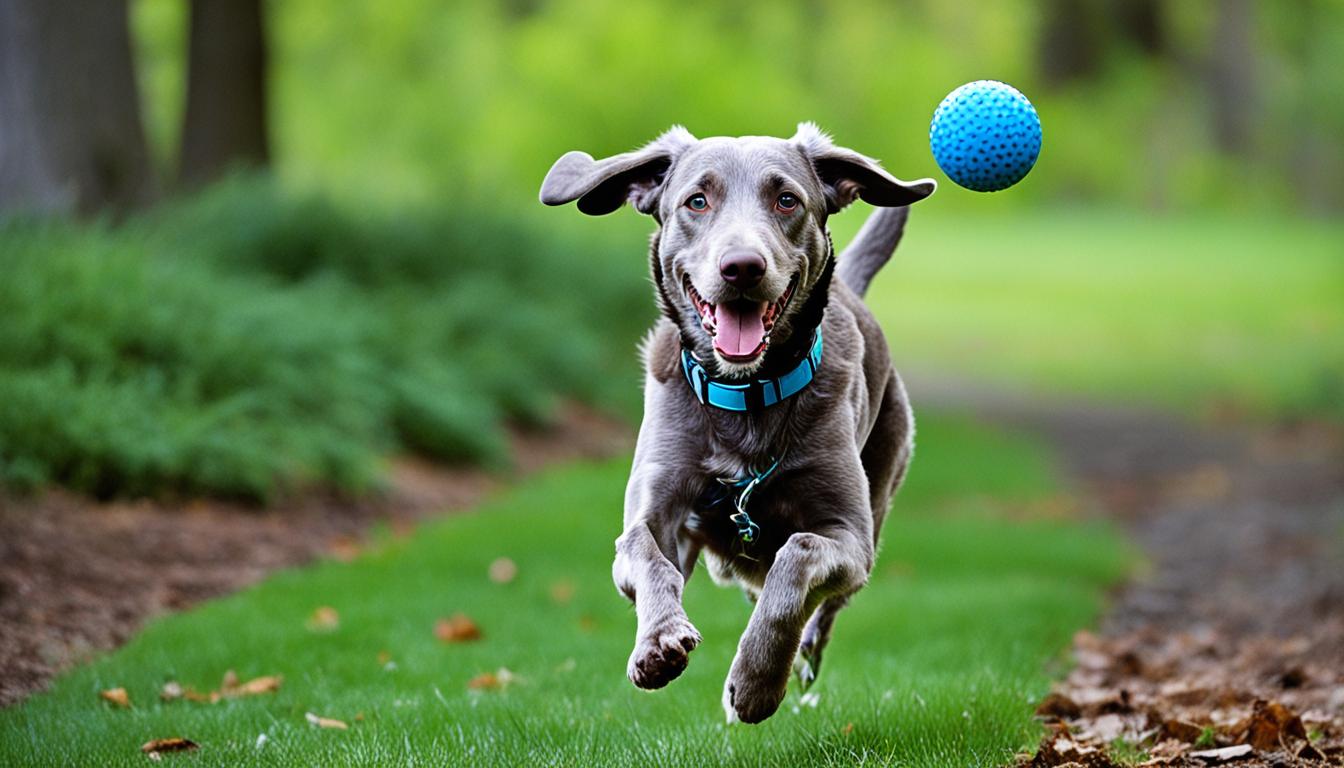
xmin=130 ymin=0 xmax=1344 ymax=214
xmin=0 ymin=177 xmax=649 ymax=500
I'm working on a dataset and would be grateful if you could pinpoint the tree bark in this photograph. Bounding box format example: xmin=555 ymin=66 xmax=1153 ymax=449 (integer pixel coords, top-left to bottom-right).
xmin=177 ymin=0 xmax=269 ymax=189
xmin=0 ymin=0 xmax=156 ymax=216
xmin=1208 ymin=0 xmax=1257 ymax=156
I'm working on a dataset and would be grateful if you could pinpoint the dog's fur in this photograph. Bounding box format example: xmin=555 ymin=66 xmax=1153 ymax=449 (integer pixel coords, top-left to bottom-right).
xmin=540 ymin=124 xmax=934 ymax=723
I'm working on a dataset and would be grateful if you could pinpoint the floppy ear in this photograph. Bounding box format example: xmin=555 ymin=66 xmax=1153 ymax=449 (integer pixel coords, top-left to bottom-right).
xmin=539 ymin=126 xmax=697 ymax=216
xmin=792 ymin=122 xmax=936 ymax=213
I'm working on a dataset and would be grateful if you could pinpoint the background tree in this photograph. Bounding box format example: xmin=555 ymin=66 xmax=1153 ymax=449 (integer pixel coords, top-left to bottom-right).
xmin=177 ymin=0 xmax=270 ymax=188
xmin=0 ymin=0 xmax=155 ymax=215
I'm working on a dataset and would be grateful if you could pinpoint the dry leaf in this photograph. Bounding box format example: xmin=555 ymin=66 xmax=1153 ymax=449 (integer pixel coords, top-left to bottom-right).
xmin=488 ymin=557 xmax=518 ymax=584
xmin=305 ymin=711 xmax=348 ymax=730
xmin=1035 ymin=692 xmax=1081 ymax=720
xmin=467 ymin=668 xmax=515 ymax=691
xmin=160 ymin=681 xmax=184 ymax=702
xmin=220 ymin=670 xmax=239 ymax=690
xmin=1160 ymin=719 xmax=1205 ymax=743
xmin=99 ymin=687 xmax=131 ymax=708
xmin=140 ymin=738 xmax=198 ymax=755
xmin=225 ymin=675 xmax=282 ymax=697
xmin=1188 ymin=744 xmax=1252 ymax=763
xmin=306 ymin=606 xmax=340 ymax=632
xmin=549 ymin=580 xmax=576 ymax=604
xmin=434 ymin=613 xmax=481 ymax=643
xmin=840 ymin=722 xmax=854 ymax=735
xmin=327 ymin=535 xmax=361 ymax=562
xmin=1243 ymin=700 xmax=1306 ymax=750
xmin=467 ymin=672 xmax=500 ymax=690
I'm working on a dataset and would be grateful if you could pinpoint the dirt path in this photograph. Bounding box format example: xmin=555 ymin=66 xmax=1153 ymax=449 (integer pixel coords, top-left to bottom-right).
xmin=920 ymin=381 xmax=1344 ymax=766
xmin=0 ymin=405 xmax=631 ymax=707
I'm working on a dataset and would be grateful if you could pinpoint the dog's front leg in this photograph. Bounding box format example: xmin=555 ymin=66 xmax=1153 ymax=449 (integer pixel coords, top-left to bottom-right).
xmin=723 ymin=526 xmax=872 ymax=723
xmin=613 ymin=467 xmax=701 ymax=690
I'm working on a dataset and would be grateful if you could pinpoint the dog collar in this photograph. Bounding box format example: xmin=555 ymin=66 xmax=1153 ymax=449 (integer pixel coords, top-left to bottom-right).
xmin=680 ymin=330 xmax=823 ymax=412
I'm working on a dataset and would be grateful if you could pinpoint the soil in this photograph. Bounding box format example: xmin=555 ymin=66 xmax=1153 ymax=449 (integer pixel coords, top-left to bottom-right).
xmin=0 ymin=405 xmax=631 ymax=707
xmin=924 ymin=385 xmax=1344 ymax=767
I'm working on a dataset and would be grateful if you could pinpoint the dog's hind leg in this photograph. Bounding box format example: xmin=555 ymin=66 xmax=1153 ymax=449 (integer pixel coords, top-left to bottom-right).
xmin=794 ymin=595 xmax=848 ymax=689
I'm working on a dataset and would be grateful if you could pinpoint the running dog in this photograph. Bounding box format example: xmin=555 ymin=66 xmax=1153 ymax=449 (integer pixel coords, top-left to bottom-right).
xmin=540 ymin=123 xmax=934 ymax=723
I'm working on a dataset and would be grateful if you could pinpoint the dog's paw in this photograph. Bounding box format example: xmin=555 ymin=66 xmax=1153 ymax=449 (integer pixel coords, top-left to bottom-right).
xmin=627 ymin=615 xmax=701 ymax=690
xmin=723 ymin=652 xmax=792 ymax=724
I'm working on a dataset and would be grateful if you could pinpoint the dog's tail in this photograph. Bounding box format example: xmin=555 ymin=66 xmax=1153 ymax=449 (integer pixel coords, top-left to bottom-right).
xmin=835 ymin=206 xmax=911 ymax=299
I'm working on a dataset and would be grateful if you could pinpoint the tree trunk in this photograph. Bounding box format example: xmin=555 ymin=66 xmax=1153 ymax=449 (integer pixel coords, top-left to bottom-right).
xmin=177 ymin=0 xmax=270 ymax=189
xmin=0 ymin=0 xmax=156 ymax=216
xmin=1208 ymin=0 xmax=1257 ymax=156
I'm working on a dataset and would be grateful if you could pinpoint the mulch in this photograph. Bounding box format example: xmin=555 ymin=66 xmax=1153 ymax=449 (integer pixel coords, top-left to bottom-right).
xmin=0 ymin=405 xmax=631 ymax=707
xmin=995 ymin=405 xmax=1344 ymax=767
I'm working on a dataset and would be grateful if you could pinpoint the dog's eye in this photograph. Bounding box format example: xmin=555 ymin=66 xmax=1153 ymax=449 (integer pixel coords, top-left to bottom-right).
xmin=685 ymin=193 xmax=709 ymax=212
xmin=775 ymin=193 xmax=799 ymax=213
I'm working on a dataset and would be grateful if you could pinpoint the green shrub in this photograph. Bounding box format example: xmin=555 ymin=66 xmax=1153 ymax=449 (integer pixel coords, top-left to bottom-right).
xmin=0 ymin=178 xmax=650 ymax=501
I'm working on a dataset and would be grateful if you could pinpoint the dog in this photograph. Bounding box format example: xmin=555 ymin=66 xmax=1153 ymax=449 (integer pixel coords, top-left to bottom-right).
xmin=540 ymin=123 xmax=934 ymax=724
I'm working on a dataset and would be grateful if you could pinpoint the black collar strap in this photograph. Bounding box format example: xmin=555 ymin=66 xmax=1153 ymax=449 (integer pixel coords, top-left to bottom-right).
xmin=680 ymin=330 xmax=823 ymax=412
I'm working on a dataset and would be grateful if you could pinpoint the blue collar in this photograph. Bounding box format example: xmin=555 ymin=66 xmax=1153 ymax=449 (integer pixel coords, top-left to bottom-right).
xmin=680 ymin=330 xmax=823 ymax=412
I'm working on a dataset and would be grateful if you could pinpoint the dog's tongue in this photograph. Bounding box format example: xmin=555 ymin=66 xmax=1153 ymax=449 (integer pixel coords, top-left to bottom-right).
xmin=713 ymin=301 xmax=767 ymax=358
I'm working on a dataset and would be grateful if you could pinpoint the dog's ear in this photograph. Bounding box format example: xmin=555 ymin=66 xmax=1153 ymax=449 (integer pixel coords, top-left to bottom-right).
xmin=540 ymin=126 xmax=697 ymax=216
xmin=792 ymin=122 xmax=936 ymax=213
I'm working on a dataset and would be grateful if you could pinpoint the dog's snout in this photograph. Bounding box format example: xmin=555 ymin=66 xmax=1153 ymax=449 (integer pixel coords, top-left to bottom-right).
xmin=718 ymin=249 xmax=766 ymax=289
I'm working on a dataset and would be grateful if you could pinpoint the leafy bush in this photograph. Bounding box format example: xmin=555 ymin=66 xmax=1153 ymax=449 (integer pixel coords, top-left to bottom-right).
xmin=0 ymin=177 xmax=650 ymax=501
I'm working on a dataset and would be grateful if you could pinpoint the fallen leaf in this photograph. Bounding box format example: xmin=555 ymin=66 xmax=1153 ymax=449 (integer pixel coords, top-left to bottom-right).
xmin=99 ymin=687 xmax=131 ymax=708
xmin=549 ymin=580 xmax=576 ymax=604
xmin=1035 ymin=692 xmax=1081 ymax=720
xmin=305 ymin=711 xmax=348 ymax=730
xmin=307 ymin=606 xmax=340 ymax=632
xmin=327 ymin=535 xmax=362 ymax=562
xmin=183 ymin=688 xmax=220 ymax=704
xmin=434 ymin=613 xmax=481 ymax=643
xmin=467 ymin=667 xmax=515 ymax=691
xmin=488 ymin=557 xmax=517 ymax=584
xmin=140 ymin=738 xmax=198 ymax=755
xmin=225 ymin=675 xmax=282 ymax=697
xmin=840 ymin=722 xmax=854 ymax=735
xmin=467 ymin=672 xmax=500 ymax=690
xmin=1243 ymin=699 xmax=1306 ymax=750
xmin=1160 ymin=719 xmax=1205 ymax=744
xmin=160 ymin=681 xmax=183 ymax=701
xmin=1297 ymin=742 xmax=1325 ymax=761
xmin=1188 ymin=744 xmax=1252 ymax=763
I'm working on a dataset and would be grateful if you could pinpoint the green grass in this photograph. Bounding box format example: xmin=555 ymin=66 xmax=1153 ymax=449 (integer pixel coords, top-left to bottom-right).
xmin=0 ymin=414 xmax=1128 ymax=766
xmin=854 ymin=207 xmax=1344 ymax=421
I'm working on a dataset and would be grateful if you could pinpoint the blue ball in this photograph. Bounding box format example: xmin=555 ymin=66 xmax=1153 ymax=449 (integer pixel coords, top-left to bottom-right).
xmin=929 ymin=80 xmax=1041 ymax=192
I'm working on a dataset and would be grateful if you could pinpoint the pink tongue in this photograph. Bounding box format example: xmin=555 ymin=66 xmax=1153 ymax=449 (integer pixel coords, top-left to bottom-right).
xmin=713 ymin=301 xmax=767 ymax=357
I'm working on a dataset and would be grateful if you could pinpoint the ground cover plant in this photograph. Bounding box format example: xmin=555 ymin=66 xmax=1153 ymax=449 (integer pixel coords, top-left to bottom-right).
xmin=0 ymin=177 xmax=649 ymax=501
xmin=0 ymin=415 xmax=1128 ymax=766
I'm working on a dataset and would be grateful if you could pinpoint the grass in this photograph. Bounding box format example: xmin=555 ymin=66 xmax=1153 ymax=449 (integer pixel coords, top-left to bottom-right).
xmin=0 ymin=414 xmax=1128 ymax=766
xmin=854 ymin=206 xmax=1344 ymax=422
xmin=0 ymin=176 xmax=650 ymax=500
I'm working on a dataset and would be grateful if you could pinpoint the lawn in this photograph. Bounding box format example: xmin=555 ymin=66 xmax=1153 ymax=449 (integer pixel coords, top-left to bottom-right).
xmin=853 ymin=207 xmax=1344 ymax=422
xmin=0 ymin=414 xmax=1127 ymax=767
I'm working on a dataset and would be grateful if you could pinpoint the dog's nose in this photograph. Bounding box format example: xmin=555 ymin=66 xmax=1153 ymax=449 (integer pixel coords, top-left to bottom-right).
xmin=718 ymin=249 xmax=766 ymax=289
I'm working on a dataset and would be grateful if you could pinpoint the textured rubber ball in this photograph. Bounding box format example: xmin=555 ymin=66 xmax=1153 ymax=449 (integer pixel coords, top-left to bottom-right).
xmin=929 ymin=80 xmax=1041 ymax=192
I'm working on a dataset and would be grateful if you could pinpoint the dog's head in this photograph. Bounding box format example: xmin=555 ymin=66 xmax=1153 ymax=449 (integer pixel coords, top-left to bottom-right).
xmin=541 ymin=123 xmax=933 ymax=378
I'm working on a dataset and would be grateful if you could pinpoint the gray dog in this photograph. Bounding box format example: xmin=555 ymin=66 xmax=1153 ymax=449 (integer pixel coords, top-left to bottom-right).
xmin=540 ymin=123 xmax=934 ymax=723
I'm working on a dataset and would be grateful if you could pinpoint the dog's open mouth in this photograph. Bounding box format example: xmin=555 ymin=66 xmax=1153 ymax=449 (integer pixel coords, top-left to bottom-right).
xmin=685 ymin=275 xmax=798 ymax=363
